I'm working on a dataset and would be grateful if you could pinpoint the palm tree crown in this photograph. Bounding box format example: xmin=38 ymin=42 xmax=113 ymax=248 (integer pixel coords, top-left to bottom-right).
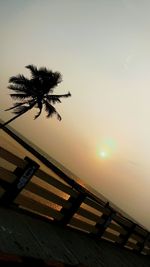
xmin=5 ymin=65 xmax=71 ymax=122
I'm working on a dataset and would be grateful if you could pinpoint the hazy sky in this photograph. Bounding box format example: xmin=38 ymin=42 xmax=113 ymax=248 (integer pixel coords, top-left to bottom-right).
xmin=1 ymin=0 xmax=150 ymax=230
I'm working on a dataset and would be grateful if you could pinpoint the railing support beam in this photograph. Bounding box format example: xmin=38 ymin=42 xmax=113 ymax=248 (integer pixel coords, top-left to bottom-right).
xmin=56 ymin=192 xmax=86 ymax=226
xmin=0 ymin=157 xmax=39 ymax=206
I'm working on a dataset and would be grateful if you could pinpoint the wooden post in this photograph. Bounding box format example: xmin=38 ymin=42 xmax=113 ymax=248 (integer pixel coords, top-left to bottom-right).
xmin=135 ymin=233 xmax=150 ymax=253
xmin=0 ymin=157 xmax=39 ymax=206
xmin=92 ymin=203 xmax=115 ymax=237
xmin=117 ymin=223 xmax=136 ymax=247
xmin=56 ymin=192 xmax=86 ymax=226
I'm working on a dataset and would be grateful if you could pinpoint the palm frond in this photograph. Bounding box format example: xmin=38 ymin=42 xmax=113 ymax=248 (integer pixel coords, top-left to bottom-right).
xmin=34 ymin=101 xmax=43 ymax=119
xmin=8 ymin=84 xmax=28 ymax=93
xmin=9 ymin=75 xmax=29 ymax=86
xmin=38 ymin=67 xmax=52 ymax=74
xmin=5 ymin=102 xmax=27 ymax=111
xmin=54 ymin=92 xmax=71 ymax=98
xmin=26 ymin=65 xmax=38 ymax=78
xmin=8 ymin=82 xmax=39 ymax=98
xmin=10 ymin=93 xmax=31 ymax=100
xmin=12 ymin=105 xmax=30 ymax=115
xmin=12 ymin=100 xmax=36 ymax=115
xmin=52 ymin=71 xmax=62 ymax=83
xmin=38 ymin=67 xmax=61 ymax=81
xmin=49 ymin=71 xmax=62 ymax=86
xmin=40 ymin=70 xmax=62 ymax=91
xmin=46 ymin=95 xmax=61 ymax=104
xmin=46 ymin=92 xmax=71 ymax=104
xmin=41 ymin=71 xmax=62 ymax=92
xmin=44 ymin=100 xmax=61 ymax=121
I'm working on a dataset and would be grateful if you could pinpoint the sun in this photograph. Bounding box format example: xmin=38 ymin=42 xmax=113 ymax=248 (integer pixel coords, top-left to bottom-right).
xmin=98 ymin=138 xmax=116 ymax=159
xmin=99 ymin=150 xmax=108 ymax=158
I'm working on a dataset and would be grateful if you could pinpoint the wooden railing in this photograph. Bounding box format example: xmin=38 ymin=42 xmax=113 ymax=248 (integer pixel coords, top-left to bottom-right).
xmin=0 ymin=146 xmax=150 ymax=256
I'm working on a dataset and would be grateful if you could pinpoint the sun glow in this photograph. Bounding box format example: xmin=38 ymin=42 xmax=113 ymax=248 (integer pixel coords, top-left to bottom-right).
xmin=99 ymin=150 xmax=108 ymax=158
xmin=98 ymin=138 xmax=117 ymax=159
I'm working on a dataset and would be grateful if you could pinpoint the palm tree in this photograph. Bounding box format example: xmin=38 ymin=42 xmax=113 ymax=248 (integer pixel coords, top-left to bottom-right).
xmin=0 ymin=65 xmax=71 ymax=129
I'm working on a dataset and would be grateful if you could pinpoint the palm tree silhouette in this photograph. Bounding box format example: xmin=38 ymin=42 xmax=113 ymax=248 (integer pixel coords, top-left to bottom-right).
xmin=0 ymin=65 xmax=71 ymax=128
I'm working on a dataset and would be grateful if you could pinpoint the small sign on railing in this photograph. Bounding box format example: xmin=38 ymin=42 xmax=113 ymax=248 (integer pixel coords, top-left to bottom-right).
xmin=0 ymin=157 xmax=39 ymax=206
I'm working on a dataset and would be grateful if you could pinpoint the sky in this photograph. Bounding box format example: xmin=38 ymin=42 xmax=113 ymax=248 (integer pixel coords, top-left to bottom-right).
xmin=0 ymin=0 xmax=150 ymax=230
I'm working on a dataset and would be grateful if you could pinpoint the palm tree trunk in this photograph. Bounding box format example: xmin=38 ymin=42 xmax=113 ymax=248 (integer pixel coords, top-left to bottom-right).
xmin=0 ymin=109 xmax=29 ymax=129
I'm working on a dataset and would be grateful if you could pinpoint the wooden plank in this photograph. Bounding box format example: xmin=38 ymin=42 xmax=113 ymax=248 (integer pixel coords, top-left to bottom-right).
xmin=102 ymin=231 xmax=120 ymax=242
xmin=0 ymin=147 xmax=26 ymax=168
xmin=134 ymin=226 xmax=148 ymax=238
xmin=142 ymin=247 xmax=150 ymax=255
xmin=15 ymin=194 xmax=63 ymax=221
xmin=112 ymin=213 xmax=133 ymax=229
xmin=35 ymin=169 xmax=78 ymax=198
xmin=130 ymin=233 xmax=144 ymax=243
xmin=69 ymin=217 xmax=95 ymax=232
xmin=26 ymin=181 xmax=72 ymax=209
xmin=84 ymin=197 xmax=110 ymax=215
xmin=135 ymin=237 xmax=150 ymax=253
xmin=117 ymin=223 xmax=136 ymax=247
xmin=145 ymin=239 xmax=150 ymax=247
xmin=108 ymin=222 xmax=126 ymax=235
xmin=125 ymin=241 xmax=138 ymax=249
xmin=77 ymin=207 xmax=100 ymax=222
xmin=0 ymin=167 xmax=17 ymax=183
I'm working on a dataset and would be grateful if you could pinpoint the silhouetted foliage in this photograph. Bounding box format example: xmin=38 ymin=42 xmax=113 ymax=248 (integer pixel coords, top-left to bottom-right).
xmin=1 ymin=65 xmax=71 ymax=128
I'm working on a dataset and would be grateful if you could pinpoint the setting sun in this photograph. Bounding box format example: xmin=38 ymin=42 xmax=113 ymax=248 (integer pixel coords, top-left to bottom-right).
xmin=98 ymin=138 xmax=116 ymax=159
xmin=99 ymin=150 xmax=108 ymax=158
